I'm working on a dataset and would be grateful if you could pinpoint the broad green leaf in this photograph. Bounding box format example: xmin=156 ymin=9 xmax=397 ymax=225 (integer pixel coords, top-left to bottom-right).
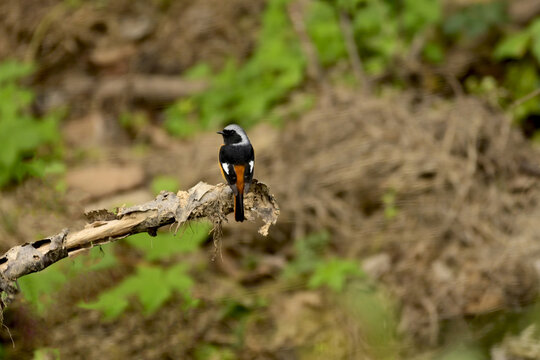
xmin=79 ymin=290 xmax=130 ymax=320
xmin=504 ymin=62 xmax=540 ymax=121
xmin=123 ymin=266 xmax=172 ymax=315
xmin=494 ymin=31 xmax=530 ymax=60
xmin=529 ymin=19 xmax=540 ymax=63
xmin=69 ymin=243 xmax=117 ymax=274
xmin=166 ymin=263 xmax=195 ymax=293
xmin=0 ymin=60 xmax=62 ymax=187
xmin=19 ymin=243 xmax=118 ymax=314
xmin=18 ymin=265 xmax=67 ymax=314
xmin=79 ymin=264 xmax=196 ymax=319
xmin=423 ymin=41 xmax=445 ymax=64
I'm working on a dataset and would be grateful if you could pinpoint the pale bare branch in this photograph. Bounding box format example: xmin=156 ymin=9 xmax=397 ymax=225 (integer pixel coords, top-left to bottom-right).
xmin=0 ymin=180 xmax=279 ymax=309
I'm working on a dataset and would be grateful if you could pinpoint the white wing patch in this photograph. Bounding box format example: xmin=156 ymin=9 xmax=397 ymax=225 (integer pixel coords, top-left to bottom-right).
xmin=249 ymin=160 xmax=254 ymax=173
xmin=222 ymin=162 xmax=230 ymax=175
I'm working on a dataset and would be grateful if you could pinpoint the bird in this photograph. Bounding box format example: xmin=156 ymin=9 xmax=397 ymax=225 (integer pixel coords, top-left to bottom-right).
xmin=217 ymin=124 xmax=255 ymax=222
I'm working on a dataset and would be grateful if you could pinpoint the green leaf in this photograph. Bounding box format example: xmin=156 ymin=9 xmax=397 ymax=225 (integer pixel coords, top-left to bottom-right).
xmin=0 ymin=60 xmax=34 ymax=83
xmin=18 ymin=265 xmax=67 ymax=314
xmin=504 ymin=62 xmax=540 ymax=121
xmin=184 ymin=63 xmax=212 ymax=79
xmin=0 ymin=60 xmax=62 ymax=187
xmin=529 ymin=19 xmax=540 ymax=63
xmin=308 ymin=258 xmax=364 ymax=292
xmin=166 ymin=263 xmax=195 ymax=294
xmin=306 ymin=1 xmax=347 ymax=66
xmin=494 ymin=31 xmax=530 ymax=60
xmin=124 ymin=266 xmax=173 ymax=315
xmin=33 ymin=348 xmax=60 ymax=360
xmin=18 ymin=243 xmax=118 ymax=314
xmin=444 ymin=1 xmax=506 ymax=38
xmin=69 ymin=243 xmax=117 ymax=274
xmin=403 ymin=0 xmax=441 ymax=35
xmin=79 ymin=264 xmax=196 ymax=319
xmin=79 ymin=289 xmax=130 ymax=320
xmin=423 ymin=41 xmax=445 ymax=64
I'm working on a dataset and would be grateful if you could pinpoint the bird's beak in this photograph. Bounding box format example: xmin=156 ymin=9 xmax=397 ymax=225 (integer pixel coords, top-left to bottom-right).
xmin=217 ymin=131 xmax=224 ymax=135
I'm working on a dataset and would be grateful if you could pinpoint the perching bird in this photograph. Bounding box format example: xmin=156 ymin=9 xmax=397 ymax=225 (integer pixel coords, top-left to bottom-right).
xmin=217 ymin=124 xmax=255 ymax=222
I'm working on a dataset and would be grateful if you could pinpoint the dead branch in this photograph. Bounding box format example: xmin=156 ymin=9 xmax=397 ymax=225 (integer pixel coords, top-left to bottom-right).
xmin=95 ymin=75 xmax=209 ymax=104
xmin=0 ymin=180 xmax=279 ymax=309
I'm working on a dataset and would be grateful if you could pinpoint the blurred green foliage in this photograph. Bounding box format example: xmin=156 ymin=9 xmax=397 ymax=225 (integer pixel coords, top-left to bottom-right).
xmin=382 ymin=188 xmax=398 ymax=220
xmin=439 ymin=345 xmax=485 ymax=360
xmin=79 ymin=263 xmax=197 ymax=320
xmin=80 ymin=223 xmax=209 ymax=319
xmin=19 ymin=243 xmax=117 ymax=314
xmin=19 ymin=223 xmax=209 ymax=318
xmin=281 ymin=231 xmax=330 ymax=280
xmin=166 ymin=0 xmax=305 ymax=135
xmin=494 ymin=18 xmax=540 ymax=122
xmin=0 ymin=60 xmax=63 ymax=187
xmin=127 ymin=222 xmax=210 ymax=261
xmin=282 ymin=231 xmax=400 ymax=358
xmin=32 ymin=348 xmax=60 ymax=360
xmin=341 ymin=284 xmax=400 ymax=359
xmin=308 ymin=258 xmax=365 ymax=292
xmin=194 ymin=344 xmax=236 ymax=360
xmin=338 ymin=0 xmax=441 ymax=74
xmin=305 ymin=1 xmax=347 ymax=66
xmin=282 ymin=231 xmax=365 ymax=293
xmin=164 ymin=0 xmax=539 ymax=138
xmin=443 ymin=1 xmax=506 ymax=39
xmin=150 ymin=175 xmax=180 ymax=195
xmin=165 ymin=0 xmax=445 ymax=135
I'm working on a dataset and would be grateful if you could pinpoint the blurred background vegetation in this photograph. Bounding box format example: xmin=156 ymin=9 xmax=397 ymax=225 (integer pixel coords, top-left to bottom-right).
xmin=0 ymin=0 xmax=540 ymax=359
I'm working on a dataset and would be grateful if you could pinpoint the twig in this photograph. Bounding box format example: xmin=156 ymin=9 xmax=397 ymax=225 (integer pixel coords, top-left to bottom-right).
xmin=338 ymin=11 xmax=370 ymax=93
xmin=0 ymin=181 xmax=279 ymax=310
xmin=287 ymin=0 xmax=333 ymax=106
xmin=25 ymin=3 xmax=67 ymax=62
xmin=509 ymin=88 xmax=540 ymax=110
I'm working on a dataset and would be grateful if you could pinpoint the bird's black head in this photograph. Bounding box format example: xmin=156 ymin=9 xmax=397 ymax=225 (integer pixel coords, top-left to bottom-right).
xmin=217 ymin=124 xmax=248 ymax=145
